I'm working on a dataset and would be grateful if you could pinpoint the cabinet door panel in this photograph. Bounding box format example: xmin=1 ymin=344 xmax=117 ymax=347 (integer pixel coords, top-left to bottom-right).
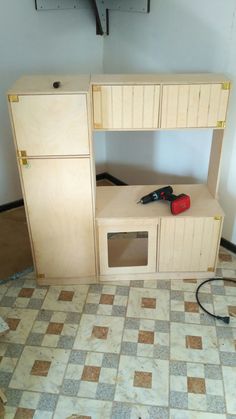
xmin=92 ymin=85 xmax=160 ymax=129
xmin=161 ymin=84 xmax=229 ymax=128
xmin=98 ymin=222 xmax=157 ymax=275
xmin=10 ymin=94 xmax=89 ymax=156
xmin=20 ymin=158 xmax=96 ymax=279
xmin=159 ymin=217 xmax=221 ymax=272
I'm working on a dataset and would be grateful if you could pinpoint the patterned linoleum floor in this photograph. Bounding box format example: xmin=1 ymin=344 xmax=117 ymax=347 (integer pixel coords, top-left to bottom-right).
xmin=0 ymin=247 xmax=236 ymax=419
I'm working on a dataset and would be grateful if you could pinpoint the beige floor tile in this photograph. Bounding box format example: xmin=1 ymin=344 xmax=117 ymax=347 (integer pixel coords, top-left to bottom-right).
xmin=73 ymin=314 xmax=124 ymax=353
xmin=10 ymin=346 xmax=70 ymax=393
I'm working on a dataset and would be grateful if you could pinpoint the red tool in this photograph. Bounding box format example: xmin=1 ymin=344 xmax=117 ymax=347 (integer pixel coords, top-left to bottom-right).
xmin=137 ymin=186 xmax=190 ymax=215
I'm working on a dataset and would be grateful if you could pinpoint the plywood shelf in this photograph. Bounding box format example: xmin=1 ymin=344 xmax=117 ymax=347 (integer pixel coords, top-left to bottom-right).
xmin=8 ymin=75 xmax=91 ymax=95
xmin=96 ymin=184 xmax=224 ymax=223
xmin=91 ymin=73 xmax=230 ymax=86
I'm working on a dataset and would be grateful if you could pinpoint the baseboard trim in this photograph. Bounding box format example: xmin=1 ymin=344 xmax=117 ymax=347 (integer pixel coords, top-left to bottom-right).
xmin=96 ymin=172 xmax=127 ymax=186
xmin=221 ymin=237 xmax=236 ymax=254
xmin=0 ymin=199 xmax=24 ymax=213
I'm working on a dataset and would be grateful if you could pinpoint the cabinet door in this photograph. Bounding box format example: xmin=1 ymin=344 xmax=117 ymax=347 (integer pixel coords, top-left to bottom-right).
xmin=98 ymin=222 xmax=158 ymax=275
xmin=161 ymin=84 xmax=229 ymax=128
xmin=20 ymin=158 xmax=96 ymax=279
xmin=93 ymin=85 xmax=160 ymax=129
xmin=10 ymin=94 xmax=89 ymax=156
xmin=159 ymin=217 xmax=222 ymax=272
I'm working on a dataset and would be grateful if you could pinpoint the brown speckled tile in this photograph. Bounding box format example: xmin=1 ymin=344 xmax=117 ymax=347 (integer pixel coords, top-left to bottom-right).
xmin=184 ymin=302 xmax=199 ymax=313
xmin=185 ymin=336 xmax=202 ymax=350
xmin=187 ymin=377 xmax=206 ymax=394
xmin=6 ymin=318 xmax=21 ymax=331
xmin=18 ymin=288 xmax=34 ymax=298
xmin=138 ymin=330 xmax=154 ymax=344
xmin=46 ymin=322 xmax=64 ymax=335
xmin=81 ymin=366 xmax=101 ymax=382
xmin=31 ymin=360 xmax=51 ymax=377
xmin=58 ymin=291 xmax=74 ymax=301
xmin=141 ymin=298 xmax=156 ymax=309
xmin=99 ymin=294 xmax=114 ymax=305
xmin=133 ymin=371 xmax=152 ymax=389
xmin=14 ymin=407 xmax=35 ymax=419
xmin=92 ymin=326 xmax=109 ymax=340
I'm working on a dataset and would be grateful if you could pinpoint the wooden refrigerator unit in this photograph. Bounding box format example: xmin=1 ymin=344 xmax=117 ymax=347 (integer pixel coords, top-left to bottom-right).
xmin=7 ymin=73 xmax=230 ymax=284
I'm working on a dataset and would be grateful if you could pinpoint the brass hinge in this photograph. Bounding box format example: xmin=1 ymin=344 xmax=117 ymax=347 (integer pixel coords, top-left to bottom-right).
xmin=208 ymin=267 xmax=214 ymax=272
xmin=214 ymin=216 xmax=222 ymax=221
xmin=18 ymin=150 xmax=28 ymax=166
xmin=8 ymin=95 xmax=19 ymax=103
xmin=221 ymin=82 xmax=231 ymax=90
xmin=92 ymin=85 xmax=101 ymax=92
xmin=37 ymin=274 xmax=45 ymax=279
xmin=217 ymin=121 xmax=226 ymax=128
xmin=94 ymin=122 xmax=102 ymax=129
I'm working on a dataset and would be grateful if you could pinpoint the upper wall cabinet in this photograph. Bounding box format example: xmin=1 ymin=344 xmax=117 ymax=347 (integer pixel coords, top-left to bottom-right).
xmin=92 ymin=84 xmax=160 ymax=130
xmin=161 ymin=83 xmax=230 ymax=129
xmin=9 ymin=94 xmax=90 ymax=156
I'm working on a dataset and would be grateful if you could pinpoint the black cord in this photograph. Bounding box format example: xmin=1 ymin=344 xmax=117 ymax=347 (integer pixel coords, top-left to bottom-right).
xmin=196 ymin=277 xmax=236 ymax=324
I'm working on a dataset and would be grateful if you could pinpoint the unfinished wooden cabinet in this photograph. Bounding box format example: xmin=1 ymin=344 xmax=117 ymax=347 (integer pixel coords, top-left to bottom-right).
xmin=161 ymin=83 xmax=230 ymax=129
xmin=158 ymin=216 xmax=222 ymax=272
xmin=8 ymin=75 xmax=96 ymax=284
xmin=92 ymin=83 xmax=160 ymax=130
xmin=7 ymin=73 xmax=231 ymax=284
xmin=97 ymin=220 xmax=158 ymax=275
xmin=96 ymin=184 xmax=224 ymax=280
xmin=19 ymin=158 xmax=96 ymax=280
xmin=10 ymin=93 xmax=90 ymax=156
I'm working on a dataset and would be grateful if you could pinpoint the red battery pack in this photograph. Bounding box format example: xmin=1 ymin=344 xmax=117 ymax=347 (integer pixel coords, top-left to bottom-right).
xmin=170 ymin=194 xmax=191 ymax=215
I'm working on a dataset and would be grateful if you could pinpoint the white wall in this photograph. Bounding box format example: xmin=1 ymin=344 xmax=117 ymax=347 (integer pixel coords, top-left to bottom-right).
xmin=0 ymin=0 xmax=105 ymax=205
xmin=219 ymin=8 xmax=236 ymax=243
xmin=103 ymin=0 xmax=236 ymax=243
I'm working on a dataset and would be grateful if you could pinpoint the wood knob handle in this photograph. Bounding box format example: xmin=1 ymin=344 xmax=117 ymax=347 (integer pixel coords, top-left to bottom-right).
xmin=53 ymin=81 xmax=61 ymax=89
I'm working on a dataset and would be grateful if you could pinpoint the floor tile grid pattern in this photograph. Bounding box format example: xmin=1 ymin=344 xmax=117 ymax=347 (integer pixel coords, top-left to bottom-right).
xmin=0 ymin=279 xmax=71 ymax=418
xmin=65 ymin=284 xmax=129 ymax=407
xmin=0 ymin=248 xmax=236 ymax=417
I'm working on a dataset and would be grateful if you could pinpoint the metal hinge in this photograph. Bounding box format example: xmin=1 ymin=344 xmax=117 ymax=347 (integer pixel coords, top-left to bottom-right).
xmin=221 ymin=82 xmax=231 ymax=90
xmin=18 ymin=150 xmax=28 ymax=166
xmin=208 ymin=267 xmax=214 ymax=272
xmin=217 ymin=121 xmax=226 ymax=128
xmin=8 ymin=95 xmax=19 ymax=103
xmin=93 ymin=85 xmax=101 ymax=92
xmin=214 ymin=216 xmax=222 ymax=221
xmin=94 ymin=123 xmax=102 ymax=129
xmin=37 ymin=274 xmax=45 ymax=279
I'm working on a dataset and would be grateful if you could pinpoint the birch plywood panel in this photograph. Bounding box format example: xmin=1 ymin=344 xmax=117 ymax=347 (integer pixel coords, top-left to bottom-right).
xmin=92 ymin=85 xmax=160 ymax=130
xmin=98 ymin=223 xmax=158 ymax=275
xmin=161 ymin=84 xmax=230 ymax=129
xmin=10 ymin=94 xmax=89 ymax=156
xmin=20 ymin=158 xmax=96 ymax=279
xmin=207 ymin=129 xmax=224 ymax=198
xmin=159 ymin=217 xmax=221 ymax=272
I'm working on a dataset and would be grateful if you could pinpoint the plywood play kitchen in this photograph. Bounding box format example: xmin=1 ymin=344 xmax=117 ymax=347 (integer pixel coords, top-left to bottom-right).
xmin=7 ymin=74 xmax=230 ymax=284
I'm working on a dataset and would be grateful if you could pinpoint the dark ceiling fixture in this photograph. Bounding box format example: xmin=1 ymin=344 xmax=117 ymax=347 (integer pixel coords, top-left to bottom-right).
xmin=35 ymin=0 xmax=150 ymax=35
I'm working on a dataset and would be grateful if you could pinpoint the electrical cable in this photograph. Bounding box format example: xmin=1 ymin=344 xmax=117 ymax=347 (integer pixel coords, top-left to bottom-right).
xmin=196 ymin=277 xmax=236 ymax=324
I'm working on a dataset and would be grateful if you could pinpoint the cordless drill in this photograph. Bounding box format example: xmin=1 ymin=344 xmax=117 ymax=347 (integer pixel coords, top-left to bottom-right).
xmin=137 ymin=186 xmax=190 ymax=215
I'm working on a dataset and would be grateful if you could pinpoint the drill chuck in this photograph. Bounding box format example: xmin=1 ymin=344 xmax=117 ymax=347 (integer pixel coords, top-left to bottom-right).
xmin=138 ymin=186 xmax=173 ymax=204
